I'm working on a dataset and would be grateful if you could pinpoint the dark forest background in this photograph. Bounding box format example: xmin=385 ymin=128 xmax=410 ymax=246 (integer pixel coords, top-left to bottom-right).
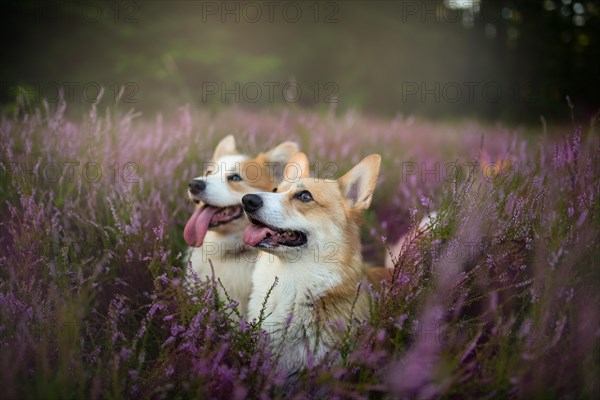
xmin=1 ymin=0 xmax=598 ymax=124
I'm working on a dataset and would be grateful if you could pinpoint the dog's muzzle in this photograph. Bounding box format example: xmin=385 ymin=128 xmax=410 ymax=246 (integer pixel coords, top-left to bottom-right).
xmin=242 ymin=194 xmax=263 ymax=213
xmin=189 ymin=179 xmax=206 ymax=195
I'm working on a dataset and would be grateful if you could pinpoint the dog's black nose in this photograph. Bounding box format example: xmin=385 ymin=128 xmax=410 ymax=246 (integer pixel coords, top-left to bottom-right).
xmin=189 ymin=179 xmax=206 ymax=195
xmin=242 ymin=194 xmax=263 ymax=213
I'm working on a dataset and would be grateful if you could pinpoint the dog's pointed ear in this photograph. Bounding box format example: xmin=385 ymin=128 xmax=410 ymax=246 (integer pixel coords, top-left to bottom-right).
xmin=339 ymin=154 xmax=381 ymax=211
xmin=213 ymin=135 xmax=238 ymax=160
xmin=283 ymin=152 xmax=310 ymax=182
xmin=264 ymin=141 xmax=299 ymax=164
xmin=264 ymin=142 xmax=299 ymax=182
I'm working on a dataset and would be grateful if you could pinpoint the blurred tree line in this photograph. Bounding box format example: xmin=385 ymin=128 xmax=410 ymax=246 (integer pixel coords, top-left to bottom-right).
xmin=1 ymin=0 xmax=598 ymax=124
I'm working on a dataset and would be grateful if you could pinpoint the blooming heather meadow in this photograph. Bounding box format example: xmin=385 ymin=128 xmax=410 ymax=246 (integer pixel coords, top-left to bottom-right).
xmin=0 ymin=100 xmax=599 ymax=399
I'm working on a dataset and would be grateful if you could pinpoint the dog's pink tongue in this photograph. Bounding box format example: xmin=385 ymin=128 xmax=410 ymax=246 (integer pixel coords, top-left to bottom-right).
xmin=243 ymin=224 xmax=276 ymax=246
xmin=184 ymin=206 xmax=219 ymax=247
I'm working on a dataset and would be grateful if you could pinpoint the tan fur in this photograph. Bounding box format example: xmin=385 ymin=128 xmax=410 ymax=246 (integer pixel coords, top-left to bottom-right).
xmin=247 ymin=153 xmax=381 ymax=370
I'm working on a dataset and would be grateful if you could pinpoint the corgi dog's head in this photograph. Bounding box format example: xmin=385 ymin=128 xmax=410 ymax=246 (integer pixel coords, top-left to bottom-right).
xmin=241 ymin=152 xmax=381 ymax=263
xmin=184 ymin=135 xmax=298 ymax=247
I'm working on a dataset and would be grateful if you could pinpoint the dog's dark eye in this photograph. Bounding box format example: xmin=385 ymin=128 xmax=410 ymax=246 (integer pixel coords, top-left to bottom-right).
xmin=294 ymin=190 xmax=313 ymax=203
xmin=228 ymin=174 xmax=243 ymax=182
xmin=272 ymin=187 xmax=278 ymax=193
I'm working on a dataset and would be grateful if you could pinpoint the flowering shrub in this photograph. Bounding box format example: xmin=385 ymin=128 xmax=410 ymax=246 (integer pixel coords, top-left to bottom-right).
xmin=0 ymin=100 xmax=598 ymax=398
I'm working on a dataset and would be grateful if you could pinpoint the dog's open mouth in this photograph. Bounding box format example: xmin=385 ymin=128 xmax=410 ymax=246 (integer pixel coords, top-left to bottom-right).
xmin=243 ymin=216 xmax=307 ymax=248
xmin=209 ymin=205 xmax=244 ymax=226
xmin=184 ymin=204 xmax=244 ymax=247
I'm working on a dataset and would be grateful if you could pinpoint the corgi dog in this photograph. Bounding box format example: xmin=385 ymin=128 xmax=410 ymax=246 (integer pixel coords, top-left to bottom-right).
xmin=242 ymin=152 xmax=381 ymax=371
xmin=185 ymin=135 xmax=298 ymax=316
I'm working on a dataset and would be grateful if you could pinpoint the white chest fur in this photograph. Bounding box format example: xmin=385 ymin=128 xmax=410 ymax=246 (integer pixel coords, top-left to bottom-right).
xmin=247 ymin=254 xmax=343 ymax=371
xmin=188 ymin=230 xmax=257 ymax=317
